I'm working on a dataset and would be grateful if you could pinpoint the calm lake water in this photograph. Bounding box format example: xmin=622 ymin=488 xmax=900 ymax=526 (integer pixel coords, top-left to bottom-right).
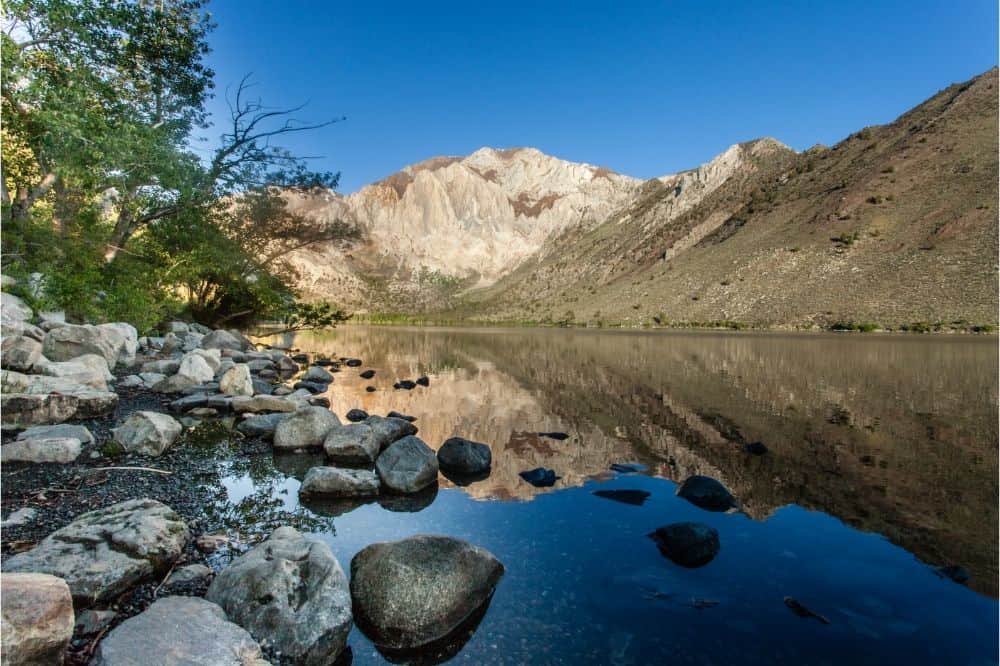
xmin=220 ymin=326 xmax=998 ymax=665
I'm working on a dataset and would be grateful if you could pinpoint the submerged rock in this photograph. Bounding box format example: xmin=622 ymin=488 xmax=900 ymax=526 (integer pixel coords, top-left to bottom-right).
xmin=648 ymin=522 xmax=720 ymax=568
xmin=393 ymin=380 xmax=417 ymax=390
xmin=206 ymin=526 xmax=353 ymax=665
xmin=94 ymin=596 xmax=267 ymax=666
xmin=593 ymin=489 xmax=651 ymax=506
xmin=376 ymin=435 xmax=439 ymax=493
xmin=300 ymin=467 xmax=380 ymax=497
xmin=344 ymin=358 xmax=363 ymax=367
xmin=676 ymin=475 xmax=737 ymax=512
xmin=437 ymin=437 xmax=492 ymax=475
xmin=345 ymin=408 xmax=369 ymax=422
xmin=350 ymin=535 xmax=504 ymax=650
xmin=112 ymin=411 xmax=182 ymax=457
xmin=273 ymin=406 xmax=340 ymax=450
xmin=415 ymin=375 xmax=430 ymax=386
xmin=519 ymin=467 xmax=560 ymax=487
xmin=1 ymin=573 xmax=74 ymax=666
xmin=4 ymin=499 xmax=189 ymax=606
xmin=935 ymin=564 xmax=971 ymax=585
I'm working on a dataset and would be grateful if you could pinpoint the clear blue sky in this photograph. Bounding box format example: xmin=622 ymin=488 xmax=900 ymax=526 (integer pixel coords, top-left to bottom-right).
xmin=201 ymin=0 xmax=997 ymax=192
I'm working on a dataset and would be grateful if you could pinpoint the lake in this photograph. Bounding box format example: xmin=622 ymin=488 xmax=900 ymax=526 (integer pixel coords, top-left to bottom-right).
xmin=221 ymin=326 xmax=998 ymax=665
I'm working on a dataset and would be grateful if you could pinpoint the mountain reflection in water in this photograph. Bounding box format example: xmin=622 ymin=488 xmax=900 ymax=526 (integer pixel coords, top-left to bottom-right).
xmin=216 ymin=326 xmax=1000 ymax=664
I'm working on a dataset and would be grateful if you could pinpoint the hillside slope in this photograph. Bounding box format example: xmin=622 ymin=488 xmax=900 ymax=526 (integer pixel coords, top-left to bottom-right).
xmin=458 ymin=68 xmax=999 ymax=329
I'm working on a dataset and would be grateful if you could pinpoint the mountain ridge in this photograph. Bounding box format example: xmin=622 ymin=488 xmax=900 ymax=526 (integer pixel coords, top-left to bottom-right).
xmin=280 ymin=68 xmax=998 ymax=329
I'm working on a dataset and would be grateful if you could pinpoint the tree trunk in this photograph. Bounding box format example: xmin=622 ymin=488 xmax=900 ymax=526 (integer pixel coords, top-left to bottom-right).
xmin=103 ymin=209 xmax=134 ymax=262
xmin=9 ymin=173 xmax=57 ymax=226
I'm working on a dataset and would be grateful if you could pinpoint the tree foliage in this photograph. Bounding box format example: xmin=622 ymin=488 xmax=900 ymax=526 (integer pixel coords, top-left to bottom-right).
xmin=1 ymin=0 xmax=353 ymax=332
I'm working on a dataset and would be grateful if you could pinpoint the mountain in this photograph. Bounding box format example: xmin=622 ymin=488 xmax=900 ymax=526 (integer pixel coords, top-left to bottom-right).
xmin=282 ymin=68 xmax=998 ymax=329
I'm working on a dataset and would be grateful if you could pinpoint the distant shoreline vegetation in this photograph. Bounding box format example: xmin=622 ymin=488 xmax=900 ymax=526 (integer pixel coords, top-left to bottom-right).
xmin=344 ymin=313 xmax=997 ymax=334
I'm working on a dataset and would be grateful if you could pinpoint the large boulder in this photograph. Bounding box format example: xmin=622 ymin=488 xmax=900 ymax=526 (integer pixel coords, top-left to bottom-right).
xmin=93 ymin=596 xmax=268 ymax=666
xmin=375 ymin=435 xmax=439 ymax=493
xmin=112 ymin=411 xmax=183 ymax=457
xmin=41 ymin=324 xmax=127 ymax=370
xmin=0 ymin=371 xmax=118 ymax=425
xmin=648 ymin=522 xmax=720 ymax=568
xmin=1 ymin=335 xmax=42 ymax=372
xmin=150 ymin=373 xmax=200 ymax=394
xmin=206 ymin=526 xmax=352 ymax=665
xmin=200 ymin=329 xmax=245 ymax=352
xmin=350 ymin=535 xmax=504 ymax=650
xmin=16 ymin=423 xmax=94 ymax=445
xmin=4 ymin=499 xmax=189 ymax=606
xmin=219 ymin=364 xmax=253 ymax=396
xmin=176 ymin=352 xmax=214 ymax=384
xmin=676 ymin=475 xmax=738 ymax=512
xmin=231 ymin=395 xmax=297 ymax=414
xmin=300 ymin=467 xmax=380 ymax=497
xmin=1 ymin=292 xmax=33 ymax=326
xmin=437 ymin=437 xmax=492 ymax=475
xmin=1 ymin=573 xmax=74 ymax=666
xmin=236 ymin=413 xmax=290 ymax=440
xmin=96 ymin=322 xmax=138 ymax=367
xmin=365 ymin=415 xmax=418 ymax=450
xmin=34 ymin=353 xmax=112 ymax=390
xmin=323 ymin=423 xmax=381 ymax=465
xmin=1 ymin=394 xmax=79 ymax=427
xmin=1 ymin=437 xmax=82 ymax=464
xmin=273 ymin=406 xmax=340 ymax=450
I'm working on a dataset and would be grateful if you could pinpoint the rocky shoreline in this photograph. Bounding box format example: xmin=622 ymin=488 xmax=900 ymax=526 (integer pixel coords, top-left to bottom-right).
xmin=0 ymin=291 xmax=505 ymax=665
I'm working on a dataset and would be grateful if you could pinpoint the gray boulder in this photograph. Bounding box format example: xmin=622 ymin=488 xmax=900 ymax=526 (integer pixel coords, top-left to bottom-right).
xmin=302 ymin=366 xmax=334 ymax=383
xmin=206 ymin=526 xmax=352 ymax=665
xmin=323 ymin=423 xmax=381 ymax=465
xmin=1 ymin=292 xmax=32 ymax=326
xmin=219 ymin=364 xmax=254 ymax=396
xmin=375 ymin=435 xmax=439 ymax=493
xmin=4 ymin=499 xmax=189 ymax=606
xmin=96 ymin=322 xmax=137 ymax=367
xmin=1 ymin=573 xmax=74 ymax=666
xmin=236 ymin=413 xmax=290 ymax=439
xmin=16 ymin=423 xmax=94 ymax=445
xmin=150 ymin=373 xmax=201 ymax=394
xmin=93 ymin=596 xmax=267 ymax=666
xmin=34 ymin=353 xmax=113 ymax=389
xmin=1 ymin=437 xmax=81 ymax=464
xmin=231 ymin=395 xmax=297 ymax=413
xmin=0 ymin=371 xmax=117 ymax=425
xmin=437 ymin=437 xmax=492 ymax=475
xmin=177 ymin=352 xmax=215 ymax=384
xmin=1 ymin=335 xmax=42 ymax=372
xmin=141 ymin=359 xmax=180 ymax=375
xmin=350 ymin=535 xmax=504 ymax=649
xmin=365 ymin=415 xmax=418 ymax=450
xmin=112 ymin=411 xmax=182 ymax=457
xmin=273 ymin=406 xmax=340 ymax=450
xmin=201 ymin=329 xmax=245 ymax=352
xmin=41 ymin=324 xmax=128 ymax=370
xmin=300 ymin=467 xmax=380 ymax=497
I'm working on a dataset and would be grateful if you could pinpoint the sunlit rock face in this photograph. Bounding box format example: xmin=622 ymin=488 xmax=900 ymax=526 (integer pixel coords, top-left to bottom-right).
xmin=281 ymin=147 xmax=641 ymax=305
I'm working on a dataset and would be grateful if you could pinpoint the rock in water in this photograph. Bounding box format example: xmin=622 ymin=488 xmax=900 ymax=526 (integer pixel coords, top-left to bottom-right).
xmin=365 ymin=415 xmax=418 ymax=448
xmin=1 ymin=573 xmax=74 ymax=666
xmin=386 ymin=411 xmax=416 ymax=422
xmin=593 ymin=489 xmax=651 ymax=506
xmin=300 ymin=467 xmax=381 ymax=497
xmin=345 ymin=408 xmax=369 ymax=422
xmin=648 ymin=522 xmax=720 ymax=568
xmin=675 ymin=475 xmax=737 ymax=512
xmin=609 ymin=462 xmax=648 ymax=474
xmin=4 ymin=499 xmax=189 ymax=606
xmin=415 ymin=375 xmax=430 ymax=386
xmin=376 ymin=435 xmax=439 ymax=493
xmin=519 ymin=467 xmax=560 ymax=487
xmin=112 ymin=411 xmax=182 ymax=457
xmin=219 ymin=363 xmax=254 ymax=396
xmin=538 ymin=431 xmax=569 ymax=440
xmin=93 ymin=596 xmax=267 ymax=666
xmin=206 ymin=526 xmax=353 ymax=665
xmin=303 ymin=365 xmax=334 ymax=383
xmin=350 ymin=535 xmax=504 ymax=650
xmin=437 ymin=437 xmax=492 ymax=474
xmin=324 ymin=423 xmax=381 ymax=464
xmin=345 ymin=358 xmax=363 ymax=367
xmin=359 ymin=369 xmax=375 ymax=379
xmin=236 ymin=412 xmax=290 ymax=439
xmin=393 ymin=380 xmax=416 ymax=390
xmin=273 ymin=406 xmax=340 ymax=450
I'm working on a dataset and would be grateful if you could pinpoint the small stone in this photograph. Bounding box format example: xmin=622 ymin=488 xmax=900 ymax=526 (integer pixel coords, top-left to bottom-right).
xmin=676 ymin=475 xmax=737 ymax=512
xmin=1 ymin=507 xmax=38 ymax=528
xmin=345 ymin=408 xmax=369 ymax=422
xmin=344 ymin=358 xmax=363 ymax=367
xmin=415 ymin=375 xmax=429 ymax=386
xmin=165 ymin=563 xmax=213 ymax=586
xmin=519 ymin=467 xmax=559 ymax=487
xmin=386 ymin=411 xmax=416 ymax=422
xmin=359 ymin=369 xmax=375 ymax=379
xmin=393 ymin=380 xmax=416 ymax=390
xmin=75 ymin=609 xmax=117 ymax=636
